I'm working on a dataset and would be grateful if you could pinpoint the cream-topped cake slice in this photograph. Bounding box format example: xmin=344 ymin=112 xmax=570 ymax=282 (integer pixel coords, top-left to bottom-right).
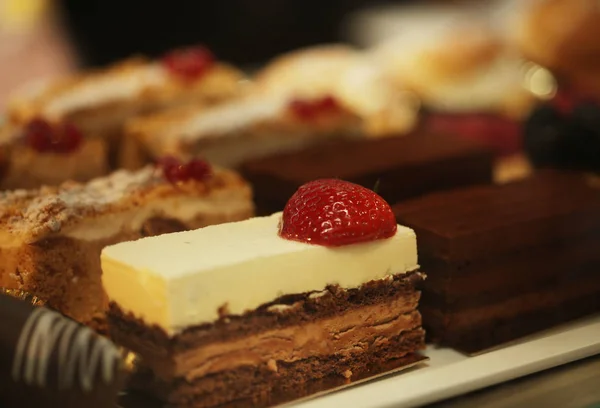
xmin=102 ymin=179 xmax=425 ymax=408
xmin=102 ymin=212 xmax=418 ymax=333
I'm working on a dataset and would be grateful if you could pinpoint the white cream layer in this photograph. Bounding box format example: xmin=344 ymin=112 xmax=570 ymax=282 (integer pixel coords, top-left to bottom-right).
xmin=42 ymin=64 xmax=167 ymax=118
xmin=101 ymin=213 xmax=418 ymax=335
xmin=173 ymin=95 xmax=287 ymax=142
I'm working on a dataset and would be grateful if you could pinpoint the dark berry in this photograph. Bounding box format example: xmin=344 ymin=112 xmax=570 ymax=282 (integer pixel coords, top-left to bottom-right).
xmin=561 ymin=121 xmax=600 ymax=171
xmin=523 ymin=104 xmax=568 ymax=167
xmin=571 ymin=102 xmax=600 ymax=133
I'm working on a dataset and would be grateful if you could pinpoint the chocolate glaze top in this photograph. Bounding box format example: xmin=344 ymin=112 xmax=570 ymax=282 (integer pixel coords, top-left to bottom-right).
xmin=242 ymin=131 xmax=492 ymax=182
xmin=394 ymin=171 xmax=600 ymax=261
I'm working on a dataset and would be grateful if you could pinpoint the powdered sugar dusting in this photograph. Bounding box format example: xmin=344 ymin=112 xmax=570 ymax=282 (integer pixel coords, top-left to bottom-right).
xmin=1 ymin=166 xmax=161 ymax=237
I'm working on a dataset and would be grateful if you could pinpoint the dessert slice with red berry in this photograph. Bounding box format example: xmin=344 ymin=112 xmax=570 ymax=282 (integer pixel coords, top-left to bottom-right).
xmin=101 ymin=179 xmax=425 ymax=408
xmin=120 ymin=44 xmax=419 ymax=170
xmin=0 ymin=118 xmax=108 ymax=189
xmin=0 ymin=159 xmax=253 ymax=332
xmin=7 ymin=45 xmax=247 ymax=168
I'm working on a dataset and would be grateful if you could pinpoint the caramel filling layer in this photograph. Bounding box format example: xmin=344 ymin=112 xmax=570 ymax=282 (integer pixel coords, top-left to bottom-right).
xmin=145 ymin=293 xmax=421 ymax=381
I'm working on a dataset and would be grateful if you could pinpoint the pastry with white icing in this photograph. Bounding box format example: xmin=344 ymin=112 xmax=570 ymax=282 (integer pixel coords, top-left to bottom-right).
xmin=0 ymin=160 xmax=254 ymax=329
xmin=120 ymin=45 xmax=419 ymax=170
xmin=7 ymin=47 xmax=247 ymax=168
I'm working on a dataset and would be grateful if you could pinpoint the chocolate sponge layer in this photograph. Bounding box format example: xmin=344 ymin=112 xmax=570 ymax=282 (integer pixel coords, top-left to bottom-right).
xmin=108 ymin=271 xmax=426 ymax=408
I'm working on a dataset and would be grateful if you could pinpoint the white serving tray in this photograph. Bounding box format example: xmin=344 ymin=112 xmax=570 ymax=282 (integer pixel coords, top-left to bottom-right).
xmin=292 ymin=314 xmax=600 ymax=408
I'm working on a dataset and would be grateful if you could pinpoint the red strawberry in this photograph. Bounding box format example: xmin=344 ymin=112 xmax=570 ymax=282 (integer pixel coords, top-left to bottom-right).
xmin=279 ymin=179 xmax=397 ymax=247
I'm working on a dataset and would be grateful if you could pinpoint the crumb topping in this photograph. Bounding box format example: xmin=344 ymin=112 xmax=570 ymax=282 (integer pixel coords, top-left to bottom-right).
xmin=0 ymin=165 xmax=243 ymax=240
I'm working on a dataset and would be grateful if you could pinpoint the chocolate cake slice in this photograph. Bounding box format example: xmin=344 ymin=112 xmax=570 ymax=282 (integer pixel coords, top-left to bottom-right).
xmin=242 ymin=131 xmax=493 ymax=215
xmin=102 ymin=180 xmax=426 ymax=407
xmin=394 ymin=171 xmax=600 ymax=353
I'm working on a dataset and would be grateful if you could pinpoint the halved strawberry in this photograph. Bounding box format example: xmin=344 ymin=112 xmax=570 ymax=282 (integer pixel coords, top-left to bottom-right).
xmin=279 ymin=179 xmax=397 ymax=246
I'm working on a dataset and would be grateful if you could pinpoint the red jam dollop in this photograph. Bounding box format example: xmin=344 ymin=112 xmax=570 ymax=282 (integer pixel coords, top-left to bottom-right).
xmin=158 ymin=156 xmax=212 ymax=184
xmin=161 ymin=45 xmax=215 ymax=81
xmin=24 ymin=119 xmax=83 ymax=154
xmin=279 ymin=179 xmax=397 ymax=247
xmin=288 ymin=95 xmax=341 ymax=121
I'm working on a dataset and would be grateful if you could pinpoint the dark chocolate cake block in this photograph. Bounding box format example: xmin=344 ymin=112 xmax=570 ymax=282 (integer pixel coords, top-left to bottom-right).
xmin=394 ymin=171 xmax=600 ymax=353
xmin=241 ymin=131 xmax=493 ymax=215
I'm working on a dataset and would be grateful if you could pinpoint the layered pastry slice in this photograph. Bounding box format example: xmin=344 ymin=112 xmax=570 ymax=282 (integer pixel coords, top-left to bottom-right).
xmin=394 ymin=170 xmax=600 ymax=353
xmin=121 ymin=45 xmax=419 ymax=170
xmin=374 ymin=12 xmax=548 ymax=157
xmin=102 ymin=179 xmax=425 ymax=408
xmin=7 ymin=46 xmax=246 ymax=166
xmin=0 ymin=119 xmax=108 ymax=189
xmin=0 ymin=159 xmax=253 ymax=330
xmin=242 ymin=130 xmax=493 ymax=215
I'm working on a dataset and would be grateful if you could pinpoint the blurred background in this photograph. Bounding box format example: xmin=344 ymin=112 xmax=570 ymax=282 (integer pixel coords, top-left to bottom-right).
xmin=0 ymin=0 xmax=465 ymax=108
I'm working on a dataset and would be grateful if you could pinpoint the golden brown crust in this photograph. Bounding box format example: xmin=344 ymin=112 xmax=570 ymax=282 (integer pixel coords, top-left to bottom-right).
xmin=0 ymin=165 xmax=251 ymax=242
